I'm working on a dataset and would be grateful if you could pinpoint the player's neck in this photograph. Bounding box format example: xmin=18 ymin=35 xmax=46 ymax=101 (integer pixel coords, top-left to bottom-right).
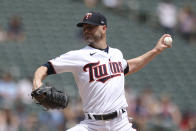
xmin=89 ymin=39 xmax=107 ymax=50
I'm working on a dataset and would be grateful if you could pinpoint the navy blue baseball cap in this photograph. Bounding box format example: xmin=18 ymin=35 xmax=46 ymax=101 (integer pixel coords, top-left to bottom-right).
xmin=77 ymin=12 xmax=107 ymax=27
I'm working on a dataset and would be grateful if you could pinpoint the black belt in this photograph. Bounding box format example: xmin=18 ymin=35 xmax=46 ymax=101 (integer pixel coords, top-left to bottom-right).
xmin=88 ymin=109 xmax=126 ymax=120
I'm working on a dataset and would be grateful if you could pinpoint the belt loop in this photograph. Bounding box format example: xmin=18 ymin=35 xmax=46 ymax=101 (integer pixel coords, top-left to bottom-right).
xmin=117 ymin=109 xmax=120 ymax=116
xmin=89 ymin=113 xmax=96 ymax=120
xmin=101 ymin=115 xmax=104 ymax=120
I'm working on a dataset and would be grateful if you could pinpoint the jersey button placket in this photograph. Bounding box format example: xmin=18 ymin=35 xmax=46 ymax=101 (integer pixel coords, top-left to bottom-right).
xmin=108 ymin=57 xmax=113 ymax=76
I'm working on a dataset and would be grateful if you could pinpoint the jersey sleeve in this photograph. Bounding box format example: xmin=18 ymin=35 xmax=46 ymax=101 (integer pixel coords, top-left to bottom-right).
xmin=43 ymin=62 xmax=56 ymax=75
xmin=49 ymin=51 xmax=79 ymax=74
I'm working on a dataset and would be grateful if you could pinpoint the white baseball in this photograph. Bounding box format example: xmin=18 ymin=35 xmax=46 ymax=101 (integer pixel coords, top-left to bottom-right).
xmin=164 ymin=37 xmax=172 ymax=46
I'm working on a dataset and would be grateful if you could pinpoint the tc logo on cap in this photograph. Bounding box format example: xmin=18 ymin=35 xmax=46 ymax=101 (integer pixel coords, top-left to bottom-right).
xmin=84 ymin=13 xmax=92 ymax=20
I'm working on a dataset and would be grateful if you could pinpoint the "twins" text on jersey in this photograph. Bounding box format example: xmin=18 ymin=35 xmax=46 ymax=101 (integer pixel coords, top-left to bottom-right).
xmin=83 ymin=60 xmax=123 ymax=83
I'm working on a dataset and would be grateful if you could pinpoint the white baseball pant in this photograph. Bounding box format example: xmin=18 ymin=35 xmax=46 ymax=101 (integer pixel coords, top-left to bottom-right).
xmin=67 ymin=110 xmax=136 ymax=131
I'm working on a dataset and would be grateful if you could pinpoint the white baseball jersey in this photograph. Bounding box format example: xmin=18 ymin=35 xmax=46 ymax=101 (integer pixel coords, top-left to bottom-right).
xmin=49 ymin=45 xmax=128 ymax=114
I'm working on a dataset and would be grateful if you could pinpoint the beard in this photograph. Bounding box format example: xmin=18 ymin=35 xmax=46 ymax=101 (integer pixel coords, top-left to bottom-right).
xmin=84 ymin=32 xmax=102 ymax=43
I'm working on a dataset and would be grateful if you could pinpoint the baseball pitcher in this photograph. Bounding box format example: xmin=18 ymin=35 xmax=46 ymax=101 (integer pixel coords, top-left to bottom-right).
xmin=33 ymin=12 xmax=172 ymax=131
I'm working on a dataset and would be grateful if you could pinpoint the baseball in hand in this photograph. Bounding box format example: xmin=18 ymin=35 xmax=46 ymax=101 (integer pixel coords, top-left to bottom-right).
xmin=164 ymin=36 xmax=172 ymax=46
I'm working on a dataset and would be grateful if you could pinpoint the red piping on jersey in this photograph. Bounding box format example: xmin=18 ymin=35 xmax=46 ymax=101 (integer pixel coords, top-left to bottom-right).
xmin=96 ymin=74 xmax=121 ymax=83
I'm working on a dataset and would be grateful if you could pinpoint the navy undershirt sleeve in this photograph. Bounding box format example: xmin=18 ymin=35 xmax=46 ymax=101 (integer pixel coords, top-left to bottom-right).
xmin=42 ymin=62 xmax=56 ymax=75
xmin=124 ymin=63 xmax=129 ymax=75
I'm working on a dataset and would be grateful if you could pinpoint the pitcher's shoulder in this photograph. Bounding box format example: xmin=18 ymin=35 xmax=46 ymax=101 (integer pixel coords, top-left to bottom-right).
xmin=62 ymin=46 xmax=92 ymax=57
xmin=109 ymin=47 xmax=123 ymax=55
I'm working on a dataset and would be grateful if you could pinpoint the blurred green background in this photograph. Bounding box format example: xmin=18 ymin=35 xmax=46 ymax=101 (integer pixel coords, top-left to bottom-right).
xmin=0 ymin=0 xmax=195 ymax=131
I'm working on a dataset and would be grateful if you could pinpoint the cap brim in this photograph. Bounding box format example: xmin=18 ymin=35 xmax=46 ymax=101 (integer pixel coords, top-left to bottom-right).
xmin=76 ymin=21 xmax=99 ymax=27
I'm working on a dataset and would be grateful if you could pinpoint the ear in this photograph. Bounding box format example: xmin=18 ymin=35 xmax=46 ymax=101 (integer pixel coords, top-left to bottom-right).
xmin=103 ymin=25 xmax=107 ymax=31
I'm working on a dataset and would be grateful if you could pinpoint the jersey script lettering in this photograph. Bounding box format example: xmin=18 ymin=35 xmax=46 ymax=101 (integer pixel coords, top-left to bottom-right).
xmin=83 ymin=61 xmax=123 ymax=83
